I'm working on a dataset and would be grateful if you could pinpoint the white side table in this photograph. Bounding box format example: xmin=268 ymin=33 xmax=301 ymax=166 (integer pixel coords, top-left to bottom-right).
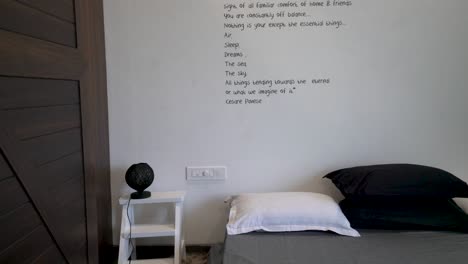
xmin=118 ymin=191 xmax=186 ymax=264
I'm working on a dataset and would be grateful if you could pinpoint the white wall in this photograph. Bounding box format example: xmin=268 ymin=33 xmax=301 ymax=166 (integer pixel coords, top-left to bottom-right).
xmin=104 ymin=0 xmax=468 ymax=245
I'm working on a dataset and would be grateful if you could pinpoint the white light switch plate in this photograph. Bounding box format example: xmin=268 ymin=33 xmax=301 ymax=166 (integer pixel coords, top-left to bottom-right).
xmin=186 ymin=166 xmax=227 ymax=181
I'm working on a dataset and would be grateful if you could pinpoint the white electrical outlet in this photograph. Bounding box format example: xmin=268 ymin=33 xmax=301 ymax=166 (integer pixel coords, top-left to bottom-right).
xmin=186 ymin=166 xmax=227 ymax=181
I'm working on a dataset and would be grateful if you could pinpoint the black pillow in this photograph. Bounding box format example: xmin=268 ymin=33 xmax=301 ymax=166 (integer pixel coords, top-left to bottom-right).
xmin=340 ymin=197 xmax=468 ymax=233
xmin=324 ymin=164 xmax=468 ymax=198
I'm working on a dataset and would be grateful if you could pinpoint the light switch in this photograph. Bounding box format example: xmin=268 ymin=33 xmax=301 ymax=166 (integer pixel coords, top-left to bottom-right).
xmin=186 ymin=166 xmax=227 ymax=181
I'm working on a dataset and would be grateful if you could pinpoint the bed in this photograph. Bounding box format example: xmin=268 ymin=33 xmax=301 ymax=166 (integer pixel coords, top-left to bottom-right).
xmin=212 ymin=229 xmax=468 ymax=264
xmin=209 ymin=164 xmax=468 ymax=264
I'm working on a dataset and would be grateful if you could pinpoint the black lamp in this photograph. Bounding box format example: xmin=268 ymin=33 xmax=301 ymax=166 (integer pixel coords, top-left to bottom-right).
xmin=125 ymin=163 xmax=154 ymax=199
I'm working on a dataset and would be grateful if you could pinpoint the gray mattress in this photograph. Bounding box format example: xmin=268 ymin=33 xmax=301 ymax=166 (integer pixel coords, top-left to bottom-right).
xmin=212 ymin=230 xmax=468 ymax=264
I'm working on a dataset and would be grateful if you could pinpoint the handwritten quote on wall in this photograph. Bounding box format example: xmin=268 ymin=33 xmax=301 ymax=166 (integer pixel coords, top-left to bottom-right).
xmin=223 ymin=0 xmax=353 ymax=105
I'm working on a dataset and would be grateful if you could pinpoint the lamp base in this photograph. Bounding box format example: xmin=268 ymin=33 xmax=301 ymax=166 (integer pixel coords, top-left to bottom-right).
xmin=130 ymin=191 xmax=151 ymax=199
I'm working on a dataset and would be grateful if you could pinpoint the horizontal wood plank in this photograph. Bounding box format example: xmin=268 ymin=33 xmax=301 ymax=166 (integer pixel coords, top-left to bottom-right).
xmin=0 ymin=203 xmax=41 ymax=251
xmin=122 ymin=224 xmax=175 ymax=239
xmin=0 ymin=0 xmax=76 ymax=47
xmin=119 ymin=191 xmax=186 ymax=205
xmin=17 ymin=0 xmax=75 ymax=24
xmin=19 ymin=128 xmax=82 ymax=167
xmin=4 ymin=104 xmax=81 ymax=140
xmin=0 ymin=225 xmax=55 ymax=264
xmin=0 ymin=29 xmax=84 ymax=79
xmin=0 ymin=177 xmax=29 ymax=216
xmin=0 ymin=154 xmax=13 ymax=181
xmin=35 ymin=152 xmax=83 ymax=191
xmin=0 ymin=77 xmax=79 ymax=110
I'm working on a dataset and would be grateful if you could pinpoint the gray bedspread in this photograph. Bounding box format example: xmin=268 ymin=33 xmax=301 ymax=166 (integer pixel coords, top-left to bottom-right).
xmin=212 ymin=230 xmax=468 ymax=264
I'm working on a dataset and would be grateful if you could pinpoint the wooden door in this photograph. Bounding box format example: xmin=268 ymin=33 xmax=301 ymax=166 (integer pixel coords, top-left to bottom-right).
xmin=0 ymin=1 xmax=111 ymax=263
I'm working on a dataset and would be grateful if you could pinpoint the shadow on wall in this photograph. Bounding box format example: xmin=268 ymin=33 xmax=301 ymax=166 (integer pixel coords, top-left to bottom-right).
xmin=276 ymin=169 xmax=344 ymax=201
xmin=111 ymin=167 xmax=127 ymax=245
xmin=218 ymin=168 xmax=344 ymax=200
xmin=111 ymin=166 xmax=177 ymax=245
xmin=110 ymin=165 xmax=345 ymax=245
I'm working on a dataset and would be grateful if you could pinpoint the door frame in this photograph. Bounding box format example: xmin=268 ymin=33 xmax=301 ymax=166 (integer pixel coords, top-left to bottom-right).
xmin=75 ymin=1 xmax=112 ymax=263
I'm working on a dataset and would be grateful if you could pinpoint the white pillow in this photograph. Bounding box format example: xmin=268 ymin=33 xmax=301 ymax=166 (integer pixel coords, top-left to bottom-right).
xmin=226 ymin=192 xmax=360 ymax=237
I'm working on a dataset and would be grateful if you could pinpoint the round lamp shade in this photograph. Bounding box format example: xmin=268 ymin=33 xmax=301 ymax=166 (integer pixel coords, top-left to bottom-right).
xmin=125 ymin=163 xmax=154 ymax=199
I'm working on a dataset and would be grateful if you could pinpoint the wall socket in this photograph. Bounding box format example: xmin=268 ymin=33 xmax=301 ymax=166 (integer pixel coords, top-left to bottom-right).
xmin=186 ymin=166 xmax=227 ymax=181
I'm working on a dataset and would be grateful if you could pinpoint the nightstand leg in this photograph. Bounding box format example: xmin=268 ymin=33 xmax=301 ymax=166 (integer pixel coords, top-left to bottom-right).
xmin=128 ymin=205 xmax=137 ymax=260
xmin=174 ymin=202 xmax=182 ymax=264
xmin=118 ymin=206 xmax=130 ymax=264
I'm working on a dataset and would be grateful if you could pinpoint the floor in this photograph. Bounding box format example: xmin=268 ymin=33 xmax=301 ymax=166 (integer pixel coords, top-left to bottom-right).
xmin=185 ymin=251 xmax=209 ymax=264
xmin=111 ymin=246 xmax=210 ymax=264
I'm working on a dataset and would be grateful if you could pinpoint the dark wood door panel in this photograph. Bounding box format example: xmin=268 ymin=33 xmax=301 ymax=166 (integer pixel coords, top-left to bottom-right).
xmin=0 ymin=29 xmax=84 ymax=79
xmin=0 ymin=76 xmax=88 ymax=263
xmin=0 ymin=203 xmax=42 ymax=250
xmin=17 ymin=0 xmax=76 ymax=24
xmin=0 ymin=154 xmax=13 ymax=180
xmin=0 ymin=77 xmax=79 ymax=110
xmin=4 ymin=105 xmax=81 ymax=140
xmin=0 ymin=0 xmax=76 ymax=47
xmin=0 ymin=177 xmax=29 ymax=215
xmin=0 ymin=0 xmax=112 ymax=262
xmin=19 ymin=128 xmax=82 ymax=167
xmin=0 ymin=152 xmax=84 ymax=193
xmin=32 ymin=245 xmax=68 ymax=264
xmin=0 ymin=152 xmax=67 ymax=263
xmin=0 ymin=144 xmax=87 ymax=263
xmin=0 ymin=226 xmax=63 ymax=264
xmin=35 ymin=152 xmax=84 ymax=192
xmin=51 ymin=203 xmax=88 ymax=263
xmin=0 ymin=133 xmax=87 ymax=264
